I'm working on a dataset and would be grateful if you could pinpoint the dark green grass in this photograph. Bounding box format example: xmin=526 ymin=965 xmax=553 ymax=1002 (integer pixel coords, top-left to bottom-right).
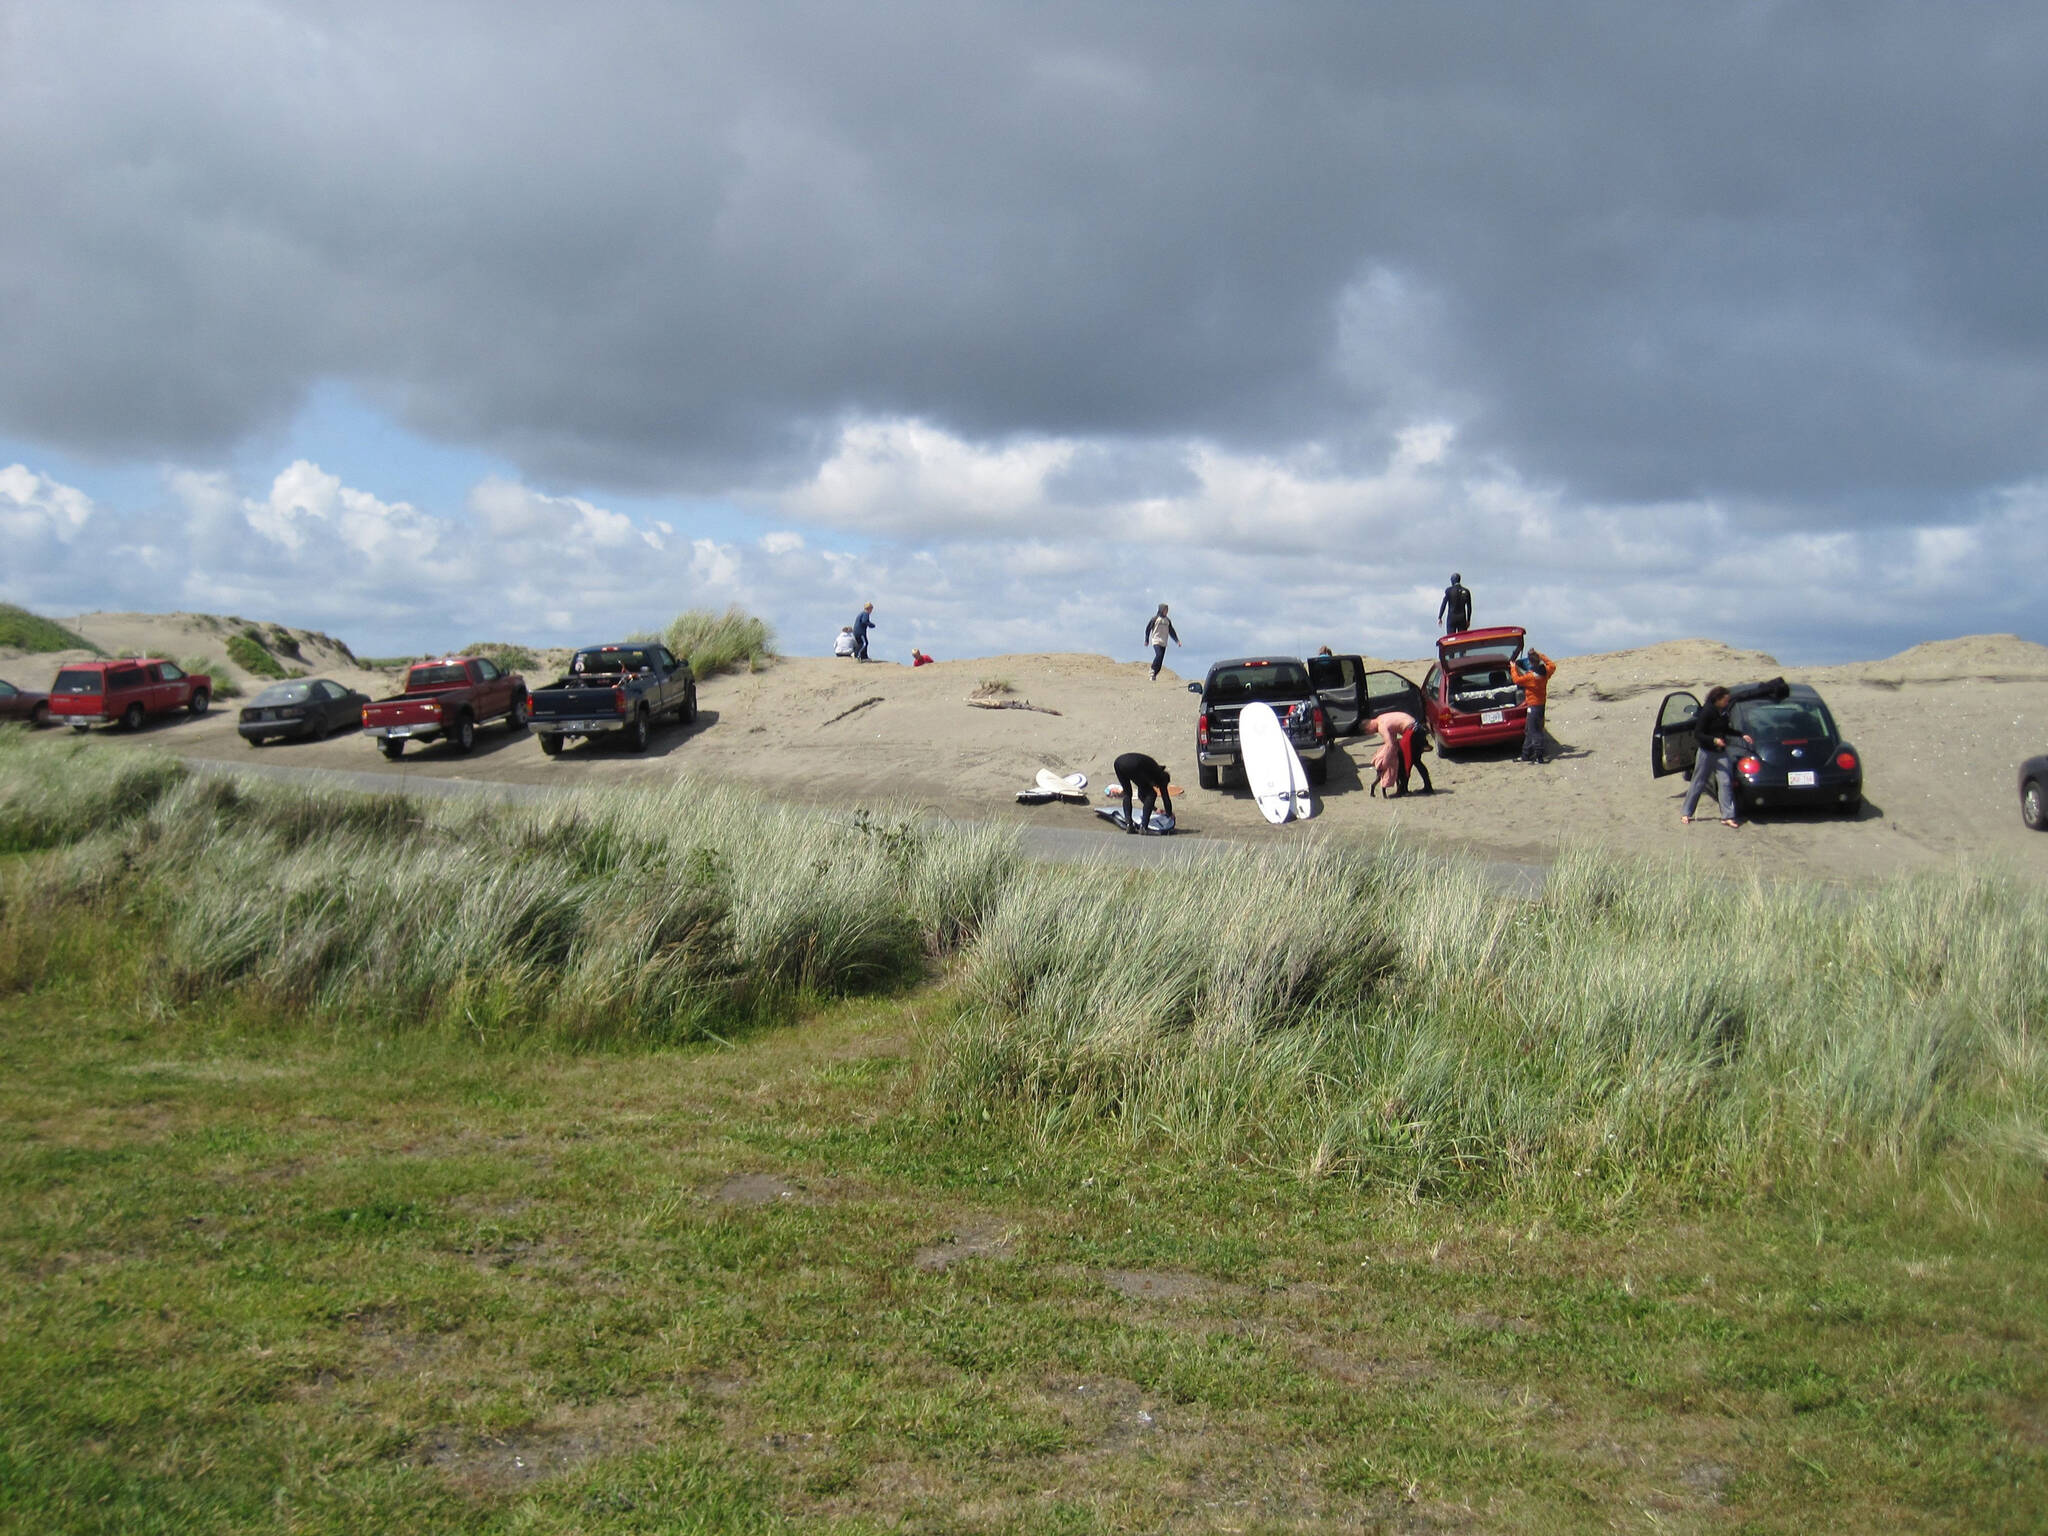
xmin=0 ymin=603 xmax=98 ymax=654
xmin=2 ymin=969 xmax=2043 ymax=1534
xmin=225 ymin=631 xmax=288 ymax=680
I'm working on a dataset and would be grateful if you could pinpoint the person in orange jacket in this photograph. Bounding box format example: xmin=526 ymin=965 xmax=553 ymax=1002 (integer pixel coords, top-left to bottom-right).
xmin=1509 ymin=646 xmax=1556 ymax=763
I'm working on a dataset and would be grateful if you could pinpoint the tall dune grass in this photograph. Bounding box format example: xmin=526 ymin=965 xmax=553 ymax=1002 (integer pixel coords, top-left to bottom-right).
xmin=0 ymin=734 xmax=1014 ymax=1044
xmin=4 ymin=731 xmax=2044 ymax=1199
xmin=664 ymin=605 xmax=776 ymax=677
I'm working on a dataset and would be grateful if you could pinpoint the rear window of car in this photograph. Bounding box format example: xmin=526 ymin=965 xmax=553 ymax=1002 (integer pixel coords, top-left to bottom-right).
xmin=1733 ymin=698 xmax=1837 ymax=741
xmin=571 ymin=648 xmax=657 ymax=673
xmin=1207 ymin=662 xmax=1310 ymax=702
xmin=407 ymin=664 xmax=469 ymax=687
xmin=253 ymin=683 xmax=313 ymax=706
xmin=53 ymin=670 xmax=104 ymax=694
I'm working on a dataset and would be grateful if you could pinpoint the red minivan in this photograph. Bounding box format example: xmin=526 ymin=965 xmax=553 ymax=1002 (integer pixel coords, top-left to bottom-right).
xmin=49 ymin=658 xmax=213 ymax=732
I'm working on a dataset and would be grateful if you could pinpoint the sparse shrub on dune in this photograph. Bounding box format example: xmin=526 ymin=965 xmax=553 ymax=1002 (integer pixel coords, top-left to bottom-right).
xmin=0 ymin=603 xmax=99 ymax=654
xmin=226 ymin=630 xmax=287 ymax=679
xmin=664 ymin=605 xmax=776 ymax=677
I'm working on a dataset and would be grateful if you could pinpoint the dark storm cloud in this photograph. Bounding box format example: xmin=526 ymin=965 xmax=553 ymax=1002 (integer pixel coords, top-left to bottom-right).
xmin=5 ymin=1 xmax=2047 ymax=512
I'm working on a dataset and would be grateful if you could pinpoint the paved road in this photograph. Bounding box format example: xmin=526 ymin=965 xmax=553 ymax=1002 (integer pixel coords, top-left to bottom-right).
xmin=185 ymin=755 xmax=1549 ymax=890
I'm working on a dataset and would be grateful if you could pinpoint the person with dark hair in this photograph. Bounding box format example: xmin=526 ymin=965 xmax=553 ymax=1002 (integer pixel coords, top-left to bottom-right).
xmin=1112 ymin=751 xmax=1173 ymax=833
xmin=1510 ymin=645 xmax=1556 ymax=763
xmin=1437 ymin=573 xmax=1473 ymax=635
xmin=1682 ymin=685 xmax=1748 ymax=827
xmin=852 ymin=602 xmax=877 ymax=661
xmin=1144 ymin=604 xmax=1181 ymax=681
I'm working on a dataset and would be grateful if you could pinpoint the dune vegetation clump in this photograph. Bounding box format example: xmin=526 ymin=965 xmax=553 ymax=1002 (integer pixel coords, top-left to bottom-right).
xmin=460 ymin=642 xmax=540 ymax=673
xmin=177 ymin=657 xmax=241 ymax=699
xmin=225 ymin=630 xmax=288 ymax=679
xmin=0 ymin=735 xmax=1014 ymax=1045
xmin=0 ymin=603 xmax=98 ymax=655
xmin=664 ymin=605 xmax=776 ymax=677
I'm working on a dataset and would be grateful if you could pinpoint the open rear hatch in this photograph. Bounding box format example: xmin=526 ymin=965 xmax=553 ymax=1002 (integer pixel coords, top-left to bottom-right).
xmin=1437 ymin=627 xmax=1524 ymax=665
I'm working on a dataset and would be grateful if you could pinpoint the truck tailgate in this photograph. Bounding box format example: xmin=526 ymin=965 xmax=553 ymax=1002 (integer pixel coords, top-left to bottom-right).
xmin=362 ymin=697 xmax=447 ymax=729
xmin=532 ymin=686 xmax=621 ymax=718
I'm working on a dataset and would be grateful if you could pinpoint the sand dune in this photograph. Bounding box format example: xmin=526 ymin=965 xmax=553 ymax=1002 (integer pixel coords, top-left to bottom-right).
xmin=6 ymin=613 xmax=2045 ymax=885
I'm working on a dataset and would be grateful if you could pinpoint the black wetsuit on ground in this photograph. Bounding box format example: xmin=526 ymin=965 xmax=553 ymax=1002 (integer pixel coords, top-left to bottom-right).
xmin=1112 ymin=751 xmax=1172 ymax=832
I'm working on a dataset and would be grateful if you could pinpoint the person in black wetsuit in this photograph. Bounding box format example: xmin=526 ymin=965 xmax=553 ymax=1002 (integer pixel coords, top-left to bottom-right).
xmin=1437 ymin=573 xmax=1472 ymax=635
xmin=1112 ymin=751 xmax=1173 ymax=833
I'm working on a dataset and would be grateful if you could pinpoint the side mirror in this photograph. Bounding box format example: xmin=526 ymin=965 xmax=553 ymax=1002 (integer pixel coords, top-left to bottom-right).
xmin=1186 ymin=682 xmax=1202 ymax=695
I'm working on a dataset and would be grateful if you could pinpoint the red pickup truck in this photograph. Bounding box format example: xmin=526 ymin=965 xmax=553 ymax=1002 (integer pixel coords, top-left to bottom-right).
xmin=50 ymin=658 xmax=213 ymax=731
xmin=361 ymin=656 xmax=529 ymax=759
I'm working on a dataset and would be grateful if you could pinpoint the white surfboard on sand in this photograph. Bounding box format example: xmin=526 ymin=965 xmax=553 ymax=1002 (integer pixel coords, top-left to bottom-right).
xmin=1282 ymin=720 xmax=1316 ymax=819
xmin=1238 ymin=702 xmax=1298 ymax=825
xmin=1035 ymin=768 xmax=1087 ymax=795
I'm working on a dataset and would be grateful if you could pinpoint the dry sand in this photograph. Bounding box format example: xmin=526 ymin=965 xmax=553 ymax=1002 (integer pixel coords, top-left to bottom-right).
xmin=7 ymin=613 xmax=2047 ymax=886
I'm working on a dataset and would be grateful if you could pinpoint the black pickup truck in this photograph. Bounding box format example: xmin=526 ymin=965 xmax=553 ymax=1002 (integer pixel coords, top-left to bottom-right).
xmin=528 ymin=642 xmax=697 ymax=755
xmin=1188 ymin=656 xmax=1331 ymax=789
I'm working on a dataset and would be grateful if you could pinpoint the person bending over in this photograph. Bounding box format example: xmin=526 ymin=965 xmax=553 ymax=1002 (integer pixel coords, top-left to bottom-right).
xmin=1112 ymin=751 xmax=1173 ymax=833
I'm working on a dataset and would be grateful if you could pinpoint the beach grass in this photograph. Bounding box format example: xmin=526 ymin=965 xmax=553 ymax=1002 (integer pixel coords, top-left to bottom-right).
xmin=665 ymin=605 xmax=777 ymax=678
xmin=3 ymin=738 xmax=2046 ymax=1528
xmin=0 ymin=602 xmax=98 ymax=655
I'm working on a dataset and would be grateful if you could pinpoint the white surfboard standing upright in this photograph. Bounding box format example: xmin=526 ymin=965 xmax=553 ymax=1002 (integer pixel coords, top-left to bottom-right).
xmin=1238 ymin=701 xmax=1311 ymax=824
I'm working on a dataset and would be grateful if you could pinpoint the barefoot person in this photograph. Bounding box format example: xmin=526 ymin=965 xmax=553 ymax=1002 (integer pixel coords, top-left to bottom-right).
xmin=1144 ymin=604 xmax=1181 ymax=681
xmin=1364 ymin=709 xmax=1419 ymax=796
xmin=1112 ymin=751 xmax=1174 ymax=832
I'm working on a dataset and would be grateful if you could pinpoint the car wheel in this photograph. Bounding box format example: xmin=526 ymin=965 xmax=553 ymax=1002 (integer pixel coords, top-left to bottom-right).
xmin=627 ymin=709 xmax=651 ymax=752
xmin=29 ymin=702 xmax=47 ymax=728
xmin=1198 ymin=763 xmax=1220 ymax=790
xmin=248 ymin=735 xmax=267 ymax=748
xmin=539 ymin=733 xmax=564 ymax=757
xmin=680 ymin=685 xmax=697 ymax=723
xmin=379 ymin=737 xmax=405 ymax=760
xmin=1306 ymin=754 xmax=1328 ymax=785
xmin=451 ymin=713 xmax=477 ymax=753
xmin=122 ymin=703 xmax=145 ymax=731
xmin=508 ymin=694 xmax=529 ymax=731
xmin=2025 ymin=778 xmax=2047 ymax=832
xmin=188 ymin=689 xmax=209 ymax=716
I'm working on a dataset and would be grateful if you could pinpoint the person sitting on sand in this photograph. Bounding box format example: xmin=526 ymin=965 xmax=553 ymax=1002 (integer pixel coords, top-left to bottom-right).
xmin=1112 ymin=751 xmax=1174 ymax=833
xmin=834 ymin=626 xmax=856 ymax=658
xmin=911 ymin=649 xmax=934 ymax=667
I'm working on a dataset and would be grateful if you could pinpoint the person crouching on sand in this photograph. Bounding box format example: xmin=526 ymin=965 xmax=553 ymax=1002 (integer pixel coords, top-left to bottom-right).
xmin=1144 ymin=604 xmax=1180 ymax=680
xmin=834 ymin=626 xmax=856 ymax=658
xmin=1113 ymin=751 xmax=1173 ymax=832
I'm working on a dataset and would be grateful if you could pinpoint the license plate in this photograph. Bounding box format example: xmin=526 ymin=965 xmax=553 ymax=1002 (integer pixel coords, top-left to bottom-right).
xmin=1481 ymin=709 xmax=1504 ymax=724
xmin=388 ymin=726 xmax=413 ymax=737
xmin=1787 ymin=770 xmax=1816 ymax=787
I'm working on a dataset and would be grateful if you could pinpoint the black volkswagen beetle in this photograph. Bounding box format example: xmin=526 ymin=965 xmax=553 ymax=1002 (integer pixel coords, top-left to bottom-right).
xmin=2023 ymin=756 xmax=2048 ymax=832
xmin=1651 ymin=681 xmax=1863 ymax=816
xmin=238 ymin=678 xmax=369 ymax=746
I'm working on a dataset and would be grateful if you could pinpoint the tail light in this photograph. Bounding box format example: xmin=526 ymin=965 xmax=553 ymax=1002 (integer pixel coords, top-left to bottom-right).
xmin=1312 ymin=705 xmax=1329 ymax=738
xmin=1737 ymin=756 xmax=1762 ymax=776
xmin=1197 ymin=712 xmax=1210 ymax=747
xmin=1835 ymin=750 xmax=1858 ymax=770
xmin=612 ymin=686 xmax=628 ymax=715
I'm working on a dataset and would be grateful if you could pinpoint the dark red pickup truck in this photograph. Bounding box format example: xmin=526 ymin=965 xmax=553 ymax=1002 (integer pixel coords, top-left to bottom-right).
xmin=360 ymin=656 xmax=528 ymax=759
xmin=50 ymin=659 xmax=213 ymax=731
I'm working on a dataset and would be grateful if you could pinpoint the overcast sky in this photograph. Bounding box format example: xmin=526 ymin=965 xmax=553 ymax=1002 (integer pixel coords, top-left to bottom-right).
xmin=5 ymin=1 xmax=2046 ymax=669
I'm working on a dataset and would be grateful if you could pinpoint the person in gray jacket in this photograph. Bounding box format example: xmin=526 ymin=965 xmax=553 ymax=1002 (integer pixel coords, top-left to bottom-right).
xmin=1144 ymin=604 xmax=1181 ymax=680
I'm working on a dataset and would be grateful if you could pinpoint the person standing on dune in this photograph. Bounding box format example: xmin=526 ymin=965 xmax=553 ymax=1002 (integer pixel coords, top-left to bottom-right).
xmin=852 ymin=603 xmax=877 ymax=662
xmin=1144 ymin=603 xmax=1181 ymax=680
xmin=1438 ymin=573 xmax=1473 ymax=635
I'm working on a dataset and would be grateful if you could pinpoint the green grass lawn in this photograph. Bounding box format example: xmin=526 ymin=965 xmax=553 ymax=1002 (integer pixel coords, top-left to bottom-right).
xmin=4 ymin=978 xmax=2043 ymax=1534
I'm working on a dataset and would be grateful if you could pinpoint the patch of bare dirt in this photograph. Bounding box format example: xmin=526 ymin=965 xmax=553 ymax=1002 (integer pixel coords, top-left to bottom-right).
xmin=1098 ymin=1267 xmax=1244 ymax=1303
xmin=1037 ymin=1375 xmax=1165 ymax=1453
xmin=410 ymin=1398 xmax=667 ymax=1491
xmin=913 ymin=1220 xmax=1018 ymax=1272
xmin=709 ymin=1172 xmax=806 ymax=1205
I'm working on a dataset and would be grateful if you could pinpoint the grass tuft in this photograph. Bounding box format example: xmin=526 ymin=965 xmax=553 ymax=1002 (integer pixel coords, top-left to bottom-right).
xmin=0 ymin=603 xmax=98 ymax=654
xmin=664 ymin=606 xmax=776 ymax=677
xmin=225 ymin=631 xmax=287 ymax=679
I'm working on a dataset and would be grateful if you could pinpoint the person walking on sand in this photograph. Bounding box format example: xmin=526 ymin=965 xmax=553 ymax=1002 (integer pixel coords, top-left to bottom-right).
xmin=1144 ymin=604 xmax=1181 ymax=681
xmin=1437 ymin=573 xmax=1473 ymax=635
xmin=1510 ymin=645 xmax=1556 ymax=763
xmin=852 ymin=603 xmax=877 ymax=662
xmin=1112 ymin=751 xmax=1174 ymax=832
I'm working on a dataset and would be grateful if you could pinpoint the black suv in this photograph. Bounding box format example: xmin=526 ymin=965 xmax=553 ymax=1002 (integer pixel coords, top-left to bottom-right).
xmin=1189 ymin=656 xmax=1331 ymax=789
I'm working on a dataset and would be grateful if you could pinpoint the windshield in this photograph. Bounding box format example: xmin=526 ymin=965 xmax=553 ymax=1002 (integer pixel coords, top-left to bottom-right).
xmin=1732 ymin=696 xmax=1837 ymax=742
xmin=407 ymin=664 xmax=469 ymax=688
xmin=253 ymin=682 xmax=313 ymax=706
xmin=1206 ymin=662 xmax=1311 ymax=703
xmin=571 ymin=648 xmax=655 ymax=674
xmin=53 ymin=669 xmax=104 ymax=694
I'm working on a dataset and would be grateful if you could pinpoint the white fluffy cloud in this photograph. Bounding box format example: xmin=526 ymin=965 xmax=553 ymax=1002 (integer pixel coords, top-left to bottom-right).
xmin=0 ymin=463 xmax=95 ymax=546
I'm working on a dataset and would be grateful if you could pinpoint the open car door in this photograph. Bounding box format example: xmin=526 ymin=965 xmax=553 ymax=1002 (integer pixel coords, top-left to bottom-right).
xmin=1652 ymin=691 xmax=1701 ymax=777
xmin=1307 ymin=654 xmax=1365 ymax=735
xmin=1361 ymin=670 xmax=1427 ymax=729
